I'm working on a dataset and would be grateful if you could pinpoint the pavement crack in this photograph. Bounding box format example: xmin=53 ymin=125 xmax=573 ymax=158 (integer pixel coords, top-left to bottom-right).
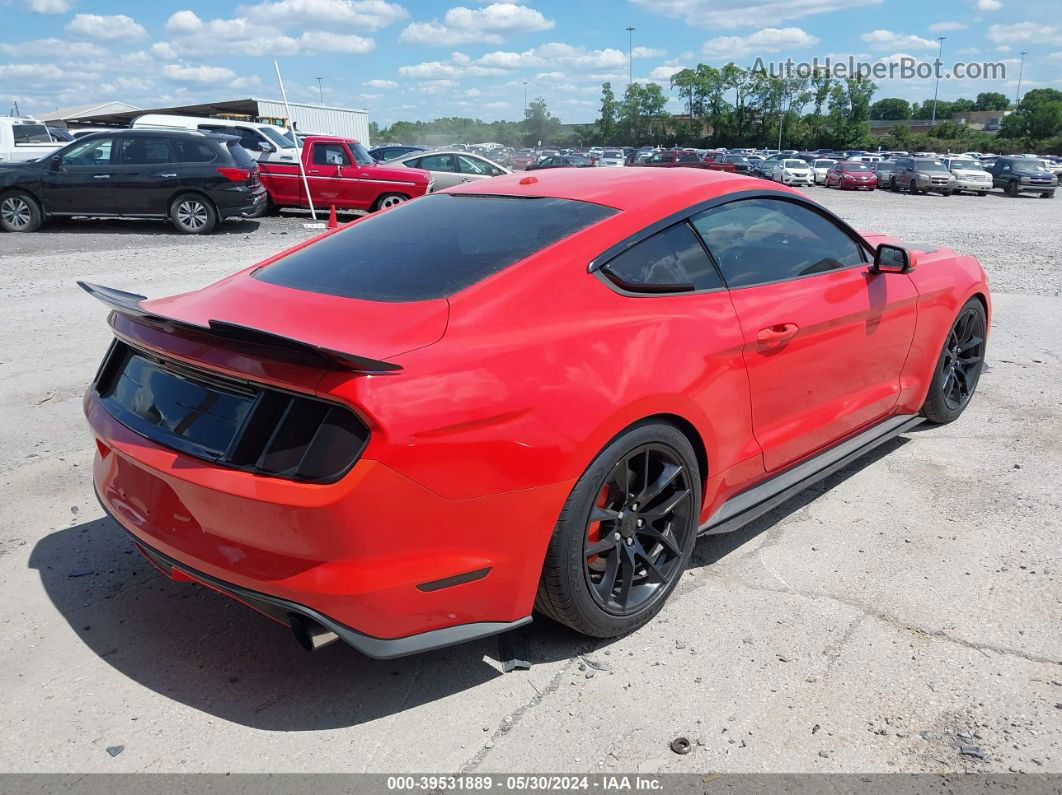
xmin=708 ymin=571 xmax=1061 ymax=667
xmin=459 ymin=651 xmax=585 ymax=773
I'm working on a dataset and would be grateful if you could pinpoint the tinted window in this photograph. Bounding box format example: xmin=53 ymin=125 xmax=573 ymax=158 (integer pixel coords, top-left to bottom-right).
xmin=60 ymin=137 xmax=114 ymax=166
xmin=419 ymin=154 xmax=455 ymax=172
xmin=457 ymin=155 xmax=492 ymax=175
xmin=12 ymin=123 xmax=51 ymax=144
xmin=312 ymin=143 xmax=350 ymax=166
xmin=602 ymin=223 xmax=723 ymax=293
xmin=172 ymin=139 xmax=217 ymax=163
xmin=677 ymin=152 xmax=701 ymax=162
xmin=841 ymin=162 xmax=870 ymax=172
xmin=566 ymin=156 xmax=590 ymax=165
xmin=225 ymin=140 xmax=256 ymax=169
xmin=691 ymin=198 xmax=867 ymax=288
xmin=255 ymin=194 xmax=617 ymax=302
xmin=119 ymin=136 xmax=173 ymax=165
xmin=236 ymin=127 xmax=265 ymax=152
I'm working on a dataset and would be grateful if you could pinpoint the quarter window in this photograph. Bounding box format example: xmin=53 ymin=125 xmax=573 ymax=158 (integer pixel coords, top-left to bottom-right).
xmin=172 ymin=139 xmax=217 ymax=163
xmin=457 ymin=155 xmax=491 ymax=175
xmin=601 ymin=223 xmax=723 ymax=293
xmin=690 ymin=198 xmax=867 ymax=288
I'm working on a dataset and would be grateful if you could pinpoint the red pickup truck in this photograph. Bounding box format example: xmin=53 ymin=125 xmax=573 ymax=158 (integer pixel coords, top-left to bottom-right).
xmin=258 ymin=136 xmax=432 ymax=213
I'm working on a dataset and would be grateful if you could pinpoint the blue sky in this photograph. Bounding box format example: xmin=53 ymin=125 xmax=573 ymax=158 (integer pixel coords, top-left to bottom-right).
xmin=2 ymin=0 xmax=1059 ymax=125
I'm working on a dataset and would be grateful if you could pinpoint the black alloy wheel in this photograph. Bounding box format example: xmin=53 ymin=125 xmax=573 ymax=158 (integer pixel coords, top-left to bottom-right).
xmin=583 ymin=443 xmax=694 ymax=616
xmin=922 ymin=298 xmax=987 ymax=424
xmin=939 ymin=305 xmax=986 ymax=412
xmin=536 ymin=422 xmax=701 ymax=638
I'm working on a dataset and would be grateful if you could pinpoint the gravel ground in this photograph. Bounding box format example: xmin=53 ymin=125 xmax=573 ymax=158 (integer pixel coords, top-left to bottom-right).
xmin=0 ymin=189 xmax=1059 ymax=774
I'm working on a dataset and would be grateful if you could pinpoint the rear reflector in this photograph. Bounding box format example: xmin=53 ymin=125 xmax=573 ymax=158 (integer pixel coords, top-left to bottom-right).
xmin=217 ymin=167 xmax=251 ymax=182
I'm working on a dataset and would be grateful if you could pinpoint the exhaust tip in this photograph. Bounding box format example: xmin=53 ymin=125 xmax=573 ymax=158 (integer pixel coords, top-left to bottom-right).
xmin=289 ymin=613 xmax=339 ymax=652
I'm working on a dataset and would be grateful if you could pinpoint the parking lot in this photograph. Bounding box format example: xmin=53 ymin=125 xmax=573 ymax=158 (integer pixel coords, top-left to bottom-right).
xmin=0 ymin=187 xmax=1059 ymax=774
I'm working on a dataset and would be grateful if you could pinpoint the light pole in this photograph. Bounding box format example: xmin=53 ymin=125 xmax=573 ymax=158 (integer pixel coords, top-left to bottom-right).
xmin=522 ymin=80 xmax=528 ymax=118
xmin=316 ymin=77 xmax=324 ymax=104
xmin=625 ymin=26 xmax=635 ymax=86
xmin=930 ymin=36 xmax=945 ymax=124
xmin=1015 ymin=50 xmax=1027 ymax=104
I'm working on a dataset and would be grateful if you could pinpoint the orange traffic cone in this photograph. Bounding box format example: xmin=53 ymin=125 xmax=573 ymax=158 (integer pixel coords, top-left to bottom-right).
xmin=327 ymin=205 xmax=337 ymax=229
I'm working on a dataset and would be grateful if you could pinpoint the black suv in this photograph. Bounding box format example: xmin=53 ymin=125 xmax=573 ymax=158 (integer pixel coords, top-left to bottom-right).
xmin=0 ymin=129 xmax=266 ymax=234
xmin=987 ymin=156 xmax=1057 ymax=198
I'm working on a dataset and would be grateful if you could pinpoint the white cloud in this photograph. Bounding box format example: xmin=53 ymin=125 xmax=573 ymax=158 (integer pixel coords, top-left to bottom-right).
xmin=929 ymin=21 xmax=966 ymax=32
xmin=483 ymin=100 xmax=509 ymax=109
xmin=987 ymin=22 xmax=1055 ymax=43
xmin=860 ymin=30 xmax=937 ymax=50
xmin=25 ymin=0 xmax=75 ymax=12
xmin=0 ymin=63 xmax=67 ymax=82
xmin=236 ymin=0 xmax=409 ymax=31
xmin=65 ymin=13 xmax=147 ymax=41
xmin=702 ymin=27 xmax=819 ymax=59
xmin=156 ymin=11 xmax=374 ymax=56
xmin=399 ymin=3 xmax=554 ymax=46
xmin=162 ymin=63 xmax=262 ymax=90
xmin=996 ymin=45 xmax=1011 ymax=52
xmin=633 ymin=0 xmax=881 ymax=30
xmin=975 ymin=0 xmax=1001 ymax=10
xmin=0 ymin=38 xmax=109 ymax=59
xmin=364 ymin=78 xmax=399 ymax=89
xmin=632 ymin=46 xmax=666 ymax=57
xmin=650 ymin=64 xmax=687 ymax=80
xmin=397 ymin=42 xmax=628 ymax=81
xmin=1048 ymin=51 xmax=1062 ymax=62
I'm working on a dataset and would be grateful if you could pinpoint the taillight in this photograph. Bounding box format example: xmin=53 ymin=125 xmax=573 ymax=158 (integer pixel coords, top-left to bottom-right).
xmin=217 ymin=167 xmax=251 ymax=182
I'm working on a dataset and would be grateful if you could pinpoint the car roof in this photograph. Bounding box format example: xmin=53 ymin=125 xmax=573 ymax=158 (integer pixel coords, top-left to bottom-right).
xmin=72 ymin=128 xmax=232 ymax=141
xmin=444 ymin=167 xmax=797 ymax=212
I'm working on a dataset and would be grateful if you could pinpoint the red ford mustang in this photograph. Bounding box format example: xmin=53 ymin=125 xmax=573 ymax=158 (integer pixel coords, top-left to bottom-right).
xmin=82 ymin=168 xmax=989 ymax=658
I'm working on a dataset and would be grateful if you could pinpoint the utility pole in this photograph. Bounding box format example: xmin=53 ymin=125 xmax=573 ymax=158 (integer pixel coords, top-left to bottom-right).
xmin=625 ymin=26 xmax=635 ymax=86
xmin=1015 ymin=51 xmax=1027 ymax=104
xmin=930 ymin=36 xmax=945 ymax=124
xmin=316 ymin=77 xmax=324 ymax=104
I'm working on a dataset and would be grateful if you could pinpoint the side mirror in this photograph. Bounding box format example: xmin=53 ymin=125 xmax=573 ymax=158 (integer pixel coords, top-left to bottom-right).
xmin=871 ymin=244 xmax=914 ymax=274
xmin=257 ymin=141 xmax=275 ymax=153
xmin=51 ymin=155 xmax=62 ymax=171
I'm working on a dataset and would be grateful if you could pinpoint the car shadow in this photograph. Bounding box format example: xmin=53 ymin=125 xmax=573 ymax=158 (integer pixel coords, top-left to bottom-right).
xmin=41 ymin=217 xmax=262 ymax=235
xmin=28 ymin=435 xmax=910 ymax=731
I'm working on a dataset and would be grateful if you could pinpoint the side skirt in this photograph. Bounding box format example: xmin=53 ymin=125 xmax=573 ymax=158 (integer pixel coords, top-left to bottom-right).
xmin=699 ymin=414 xmax=923 ymax=536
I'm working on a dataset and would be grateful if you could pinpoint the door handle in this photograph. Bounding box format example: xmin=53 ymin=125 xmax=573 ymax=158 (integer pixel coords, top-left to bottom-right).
xmin=157 ymin=172 xmax=177 ymax=178
xmin=756 ymin=323 xmax=799 ymax=346
xmin=93 ymin=174 xmax=110 ymax=179
xmin=307 ymin=169 xmax=320 ymax=174
xmin=460 ymin=176 xmax=473 ymax=182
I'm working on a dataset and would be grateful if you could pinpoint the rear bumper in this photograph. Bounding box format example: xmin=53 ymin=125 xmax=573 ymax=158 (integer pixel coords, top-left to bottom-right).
xmin=219 ymin=186 xmax=267 ymax=219
xmin=85 ymin=388 xmax=568 ymax=647
xmin=99 ymin=499 xmax=530 ymax=659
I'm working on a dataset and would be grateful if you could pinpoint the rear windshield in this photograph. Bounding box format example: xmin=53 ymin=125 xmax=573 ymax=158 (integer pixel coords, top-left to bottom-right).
xmin=255 ymin=194 xmax=618 ymax=302
xmin=226 ymin=140 xmax=257 ymax=168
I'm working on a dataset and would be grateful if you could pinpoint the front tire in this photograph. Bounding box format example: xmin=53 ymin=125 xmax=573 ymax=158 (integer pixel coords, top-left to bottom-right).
xmin=170 ymin=194 xmax=217 ymax=234
xmin=921 ymin=298 xmax=987 ymax=425
xmin=0 ymin=191 xmax=43 ymax=233
xmin=535 ymin=421 xmax=701 ymax=638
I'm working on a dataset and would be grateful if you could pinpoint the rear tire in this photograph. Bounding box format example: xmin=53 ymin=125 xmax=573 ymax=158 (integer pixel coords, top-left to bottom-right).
xmin=1040 ymin=191 xmax=1055 ymax=199
xmin=0 ymin=191 xmax=42 ymax=233
xmin=921 ymin=298 xmax=987 ymax=425
xmin=1005 ymin=181 xmax=1019 ymax=197
xmin=170 ymin=194 xmax=217 ymax=234
xmin=535 ymin=421 xmax=701 ymax=638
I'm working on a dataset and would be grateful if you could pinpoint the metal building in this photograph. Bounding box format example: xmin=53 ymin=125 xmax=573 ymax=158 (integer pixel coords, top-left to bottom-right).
xmin=42 ymin=97 xmax=371 ymax=144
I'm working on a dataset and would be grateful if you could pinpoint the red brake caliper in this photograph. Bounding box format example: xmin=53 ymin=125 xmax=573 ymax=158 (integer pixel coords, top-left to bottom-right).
xmin=586 ymin=484 xmax=610 ymax=565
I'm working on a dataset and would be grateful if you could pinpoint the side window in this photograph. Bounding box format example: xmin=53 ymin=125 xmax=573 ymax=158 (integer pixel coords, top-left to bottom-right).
xmin=60 ymin=137 xmax=114 ymax=166
xmin=457 ymin=155 xmax=490 ymax=175
xmin=419 ymin=154 xmax=455 ymax=172
xmin=690 ymin=198 xmax=867 ymax=289
xmin=601 ymin=223 xmax=724 ymax=293
xmin=405 ymin=157 xmax=422 ymax=169
xmin=312 ymin=143 xmax=351 ymax=166
xmin=238 ymin=128 xmax=266 ymax=152
xmin=650 ymin=152 xmax=666 ymax=163
xmin=119 ymin=136 xmax=173 ymax=165
xmin=172 ymin=139 xmax=218 ymax=163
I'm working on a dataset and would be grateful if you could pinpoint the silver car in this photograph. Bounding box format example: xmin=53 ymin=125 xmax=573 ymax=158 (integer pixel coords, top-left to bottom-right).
xmin=390 ymin=150 xmax=509 ymax=190
xmin=596 ymin=149 xmax=626 ymax=167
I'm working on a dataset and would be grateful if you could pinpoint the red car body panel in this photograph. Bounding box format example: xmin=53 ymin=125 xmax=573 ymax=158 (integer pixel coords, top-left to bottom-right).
xmin=259 ymin=136 xmax=431 ymax=212
xmin=826 ymin=163 xmax=879 ymax=190
xmin=83 ymin=168 xmax=990 ymax=654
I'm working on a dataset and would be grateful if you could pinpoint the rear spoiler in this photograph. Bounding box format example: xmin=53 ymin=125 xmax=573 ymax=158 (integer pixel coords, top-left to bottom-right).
xmin=76 ymin=281 xmax=402 ymax=373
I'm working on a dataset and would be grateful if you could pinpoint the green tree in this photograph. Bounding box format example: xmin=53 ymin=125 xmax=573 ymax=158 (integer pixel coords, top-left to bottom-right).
xmin=523 ymin=97 xmax=561 ymax=146
xmin=1016 ymin=88 xmax=1062 ymax=139
xmin=975 ymin=91 xmax=1009 ymax=111
xmin=596 ymin=82 xmax=619 ymax=144
xmin=870 ymin=97 xmax=911 ymax=120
